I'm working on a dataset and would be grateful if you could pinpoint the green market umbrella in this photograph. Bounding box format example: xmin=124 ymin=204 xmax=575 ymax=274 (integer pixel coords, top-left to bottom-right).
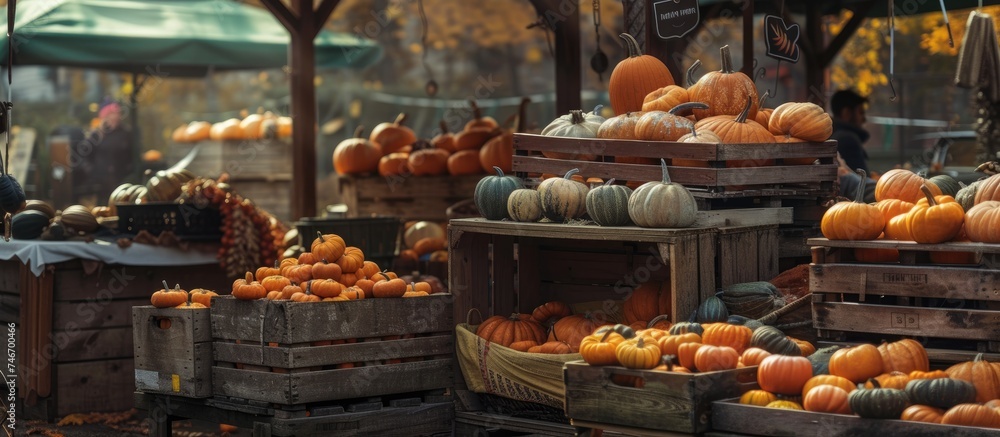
xmin=0 ymin=0 xmax=382 ymax=76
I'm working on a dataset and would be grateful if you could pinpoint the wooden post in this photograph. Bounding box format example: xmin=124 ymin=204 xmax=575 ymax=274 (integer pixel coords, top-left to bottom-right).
xmin=742 ymin=0 xmax=754 ymax=77
xmin=529 ymin=0 xmax=581 ymax=115
xmin=261 ymin=0 xmax=340 ymax=221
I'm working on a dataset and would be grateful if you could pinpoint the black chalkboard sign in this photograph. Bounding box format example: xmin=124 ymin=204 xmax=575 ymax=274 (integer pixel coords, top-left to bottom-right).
xmin=763 ymin=15 xmax=800 ymax=63
xmin=652 ymin=0 xmax=700 ymax=40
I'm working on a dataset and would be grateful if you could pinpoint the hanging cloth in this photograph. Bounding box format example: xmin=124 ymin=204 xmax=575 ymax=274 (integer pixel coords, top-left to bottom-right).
xmin=956 ymin=11 xmax=1000 ymax=102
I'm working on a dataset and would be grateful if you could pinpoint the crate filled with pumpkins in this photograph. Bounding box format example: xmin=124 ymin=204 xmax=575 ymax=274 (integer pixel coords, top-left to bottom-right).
xmin=195 ymin=231 xmax=453 ymax=404
xmin=331 ymin=99 xmax=533 ymax=221
xmin=559 ymin=282 xmax=816 ymax=434
xmin=710 ymin=339 xmax=1000 ymax=434
xmin=510 ymin=35 xmax=837 ymax=203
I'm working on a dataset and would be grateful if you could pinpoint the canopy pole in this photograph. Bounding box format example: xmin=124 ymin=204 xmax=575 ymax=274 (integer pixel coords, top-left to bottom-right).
xmin=131 ymin=73 xmax=143 ymax=183
xmin=262 ymin=0 xmax=339 ymax=221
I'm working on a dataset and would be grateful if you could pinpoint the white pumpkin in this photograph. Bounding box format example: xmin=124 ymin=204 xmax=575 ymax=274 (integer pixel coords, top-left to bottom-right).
xmin=404 ymin=221 xmax=445 ymax=248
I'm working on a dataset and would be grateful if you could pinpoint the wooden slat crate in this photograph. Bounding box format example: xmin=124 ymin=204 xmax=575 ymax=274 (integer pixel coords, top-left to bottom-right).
xmin=450 ymin=218 xmax=783 ymax=328
xmin=512 ymin=134 xmax=837 ymax=210
xmin=132 ymin=306 xmax=212 ymax=398
xmin=810 ymin=238 xmax=1000 ymax=353
xmin=337 ymin=174 xmax=481 ymax=222
xmin=228 ymin=175 xmax=292 ymax=223
xmin=563 ymin=361 xmax=757 ymax=434
xmin=711 ymin=399 xmax=1000 ymax=436
xmin=210 ymin=295 xmax=453 ymax=406
xmin=136 ymin=390 xmax=453 ymax=437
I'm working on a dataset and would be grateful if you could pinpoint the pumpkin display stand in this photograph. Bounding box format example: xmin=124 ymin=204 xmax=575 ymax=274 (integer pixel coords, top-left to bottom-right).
xmin=336 ymin=174 xmax=482 ymax=222
xmin=512 ymin=133 xmax=838 ymax=211
xmin=711 ymin=398 xmax=1000 ymax=436
xmin=168 ymin=139 xmax=293 ymax=222
xmin=810 ymin=238 xmax=1000 ymax=354
xmin=563 ymin=361 xmax=757 ymax=435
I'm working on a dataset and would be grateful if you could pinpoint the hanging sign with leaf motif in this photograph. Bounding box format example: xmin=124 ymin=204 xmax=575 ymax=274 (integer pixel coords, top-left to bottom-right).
xmin=763 ymin=15 xmax=800 ymax=63
xmin=652 ymin=0 xmax=700 ymax=40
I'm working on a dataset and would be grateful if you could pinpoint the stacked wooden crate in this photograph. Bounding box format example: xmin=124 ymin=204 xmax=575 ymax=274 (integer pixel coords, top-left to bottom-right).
xmin=336 ymin=174 xmax=481 ymax=222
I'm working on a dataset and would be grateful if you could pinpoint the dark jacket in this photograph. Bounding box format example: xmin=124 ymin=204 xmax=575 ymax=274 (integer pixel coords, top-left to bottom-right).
xmin=831 ymin=120 xmax=870 ymax=173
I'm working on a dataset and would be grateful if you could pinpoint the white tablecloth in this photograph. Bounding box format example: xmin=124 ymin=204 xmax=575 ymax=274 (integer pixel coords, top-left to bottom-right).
xmin=0 ymin=239 xmax=219 ymax=276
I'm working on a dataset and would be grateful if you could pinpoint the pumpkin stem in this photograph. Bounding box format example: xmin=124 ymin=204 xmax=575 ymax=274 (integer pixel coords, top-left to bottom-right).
xmin=563 ymin=168 xmax=581 ymax=179
xmin=854 ymin=169 xmax=869 ymax=203
xmin=604 ymin=178 xmax=616 ymax=187
xmin=394 ymin=113 xmax=408 ymax=126
xmin=492 ymin=166 xmax=505 ymax=177
xmin=720 ymin=45 xmax=735 ymax=74
xmin=735 ymin=94 xmax=753 ymax=124
xmin=619 ymin=33 xmax=642 ymax=58
xmin=647 ymin=314 xmax=671 ymax=329
xmin=658 ymin=159 xmax=672 ymax=184
xmin=686 ymin=60 xmax=701 ymax=87
xmin=245 ymin=272 xmax=254 ymax=283
xmin=592 ymin=104 xmax=603 ymax=115
xmin=438 ymin=120 xmax=449 ymax=134
xmin=517 ymin=97 xmax=531 ymax=133
xmin=569 ymin=110 xmax=585 ymax=125
xmin=162 ymin=280 xmax=170 ymax=291
xmin=758 ymin=90 xmax=770 ymax=107
xmin=637 ymin=337 xmax=645 ymax=348
xmin=867 ymin=378 xmax=882 ymax=389
xmin=920 ymin=184 xmax=937 ymax=206
xmin=274 ymin=260 xmax=280 ymax=268
xmin=599 ymin=329 xmax=614 ymax=343
xmin=353 ymin=125 xmax=365 ymax=138
xmin=469 ymin=100 xmax=483 ymax=120
xmin=669 ymin=101 xmax=710 ymax=115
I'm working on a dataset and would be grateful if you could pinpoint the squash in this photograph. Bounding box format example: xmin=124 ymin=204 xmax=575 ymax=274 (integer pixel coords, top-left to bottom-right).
xmin=905 ymin=185 xmax=964 ymax=244
xmin=635 ymin=102 xmax=708 ymax=142
xmin=403 ymin=221 xmax=444 ymax=249
xmin=749 ymin=326 xmax=801 ymax=356
xmin=877 ymin=338 xmax=929 ymax=374
xmin=875 ymin=169 xmax=942 ymax=203
xmin=447 ymin=150 xmax=484 ymax=176
xmin=60 ymin=205 xmax=99 ymax=233
xmin=474 ymin=167 xmax=524 ymax=220
xmin=821 ymin=169 xmax=885 ymax=240
xmin=956 ymin=180 xmax=981 ymax=211
xmin=585 ymin=179 xmax=632 ymax=226
xmin=507 ymin=188 xmax=543 ymax=222
xmin=537 ymin=169 xmax=589 ymax=222
xmin=901 ymin=405 xmax=945 ymax=424
xmin=480 ymin=97 xmax=531 ymax=173
xmin=11 ymin=210 xmax=50 ymax=240
xmin=964 ymin=201 xmax=1000 ymax=243
xmin=718 ymin=281 xmax=784 ymax=319
xmin=767 ymin=102 xmax=833 ymax=142
xmin=694 ymin=295 xmax=728 ymax=323
xmin=642 ymin=85 xmax=689 ymax=113
xmin=847 ymin=379 xmax=911 ymax=419
xmin=628 ymin=159 xmax=698 ymax=228
xmin=689 ymin=45 xmax=759 ymax=121
xmin=476 ymin=313 xmax=546 ymax=347
xmin=540 ymin=108 xmax=604 ymax=161
xmin=758 ymin=354 xmax=814 ymax=396
xmin=333 ymin=126 xmax=382 ymax=175
xmin=946 ymin=352 xmax=1000 ymax=402
xmin=609 ymin=33 xmax=675 ymax=115
xmin=929 ymin=174 xmax=962 ymax=196
xmin=904 ymin=377 xmax=976 ymax=409
xmin=370 ymin=113 xmax=417 ymax=155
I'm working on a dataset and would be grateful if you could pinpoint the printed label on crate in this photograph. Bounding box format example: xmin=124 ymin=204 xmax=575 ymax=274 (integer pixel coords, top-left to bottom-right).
xmin=134 ymin=369 xmax=159 ymax=390
xmin=890 ymin=312 xmax=919 ymax=329
xmin=881 ymin=273 xmax=927 ymax=284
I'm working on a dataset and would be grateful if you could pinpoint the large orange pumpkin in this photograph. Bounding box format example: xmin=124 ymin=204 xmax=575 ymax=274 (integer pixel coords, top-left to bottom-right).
xmin=946 ymin=353 xmax=1000 ymax=403
xmin=973 ymin=174 xmax=1000 ymax=204
xmin=622 ymin=281 xmax=670 ymax=324
xmin=447 ymin=150 xmax=484 ymax=176
xmin=821 ymin=170 xmax=885 ymax=240
xmin=477 ymin=313 xmax=546 ymax=347
xmin=965 ymin=201 xmax=1000 ymax=243
xmin=767 ymin=102 xmax=833 ymax=142
xmin=874 ymin=169 xmax=942 ymax=203
xmin=370 ymin=113 xmax=417 ymax=155
xmin=333 ymin=126 xmax=382 ymax=175
xmin=608 ymin=33 xmax=675 ymax=115
xmin=689 ymin=45 xmax=759 ymax=121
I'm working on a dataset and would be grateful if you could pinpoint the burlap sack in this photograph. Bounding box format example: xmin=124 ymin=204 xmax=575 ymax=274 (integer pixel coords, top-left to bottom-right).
xmin=456 ymin=323 xmax=581 ymax=408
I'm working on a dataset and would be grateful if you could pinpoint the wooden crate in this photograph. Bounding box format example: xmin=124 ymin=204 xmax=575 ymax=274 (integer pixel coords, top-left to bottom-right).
xmin=513 ymin=134 xmax=837 ymax=210
xmin=210 ymin=295 xmax=453 ymax=406
xmin=0 ymin=259 xmax=233 ymax=421
xmin=132 ymin=306 xmax=212 ymax=398
xmin=228 ymin=175 xmax=292 ymax=223
xmin=564 ymin=361 xmax=757 ymax=434
xmin=449 ymin=217 xmax=785 ymax=328
xmin=337 ymin=174 xmax=481 ymax=222
xmin=711 ymin=399 xmax=1000 ymax=436
xmin=809 ymin=238 xmax=1000 ymax=353
xmin=168 ymin=139 xmax=291 ymax=179
xmin=136 ymin=390 xmax=453 ymax=437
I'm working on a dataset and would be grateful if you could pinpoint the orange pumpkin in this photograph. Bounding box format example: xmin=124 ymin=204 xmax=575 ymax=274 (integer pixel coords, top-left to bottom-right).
xmin=407 ymin=144 xmax=450 ymax=176
xmin=875 ymin=169 xmax=942 ymax=203
xmin=802 ymin=384 xmax=851 ymax=415
xmin=447 ymin=149 xmax=484 ymax=176
xmin=378 ymin=152 xmax=410 ymax=177
xmin=689 ymin=45 xmax=759 ymax=121
xmin=609 ymin=33 xmax=674 ymax=115
xmin=333 ymin=126 xmax=382 ymax=175
xmin=758 ymin=354 xmax=813 ymax=395
xmin=622 ymin=281 xmax=670 ymax=324
xmin=370 ymin=113 xmax=417 ymax=155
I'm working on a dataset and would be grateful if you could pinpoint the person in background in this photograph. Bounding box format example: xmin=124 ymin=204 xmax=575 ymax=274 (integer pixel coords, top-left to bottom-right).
xmin=830 ymin=89 xmax=876 ymax=202
xmin=81 ymin=102 xmax=134 ymax=201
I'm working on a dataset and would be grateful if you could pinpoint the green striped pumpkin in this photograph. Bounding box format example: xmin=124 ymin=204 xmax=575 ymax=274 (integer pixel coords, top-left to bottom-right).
xmin=585 ymin=179 xmax=632 ymax=226
xmin=474 ymin=166 xmax=524 ymax=220
xmin=538 ymin=169 xmax=589 ymax=222
xmin=749 ymin=325 xmax=801 ymax=356
xmin=11 ymin=210 xmax=50 ymax=240
xmin=929 ymin=174 xmax=961 ymax=197
xmin=507 ymin=188 xmax=543 ymax=222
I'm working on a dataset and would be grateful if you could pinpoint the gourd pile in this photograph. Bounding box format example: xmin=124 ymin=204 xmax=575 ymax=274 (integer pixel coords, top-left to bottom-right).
xmin=228 ymin=232 xmax=439 ymax=302
xmin=333 ymin=98 xmax=531 ymax=178
xmin=540 ymin=36 xmax=832 ymax=170
xmin=104 ymin=168 xmax=198 ymax=215
xmin=822 ymin=169 xmax=1000 ymax=250
xmin=171 ymin=112 xmax=293 ymax=143
xmin=150 ymin=281 xmax=218 ymax=310
xmin=8 ymin=200 xmax=104 ymax=240
xmin=474 ymin=160 xmax=699 ymax=228
xmin=739 ymin=339 xmax=1000 ymax=429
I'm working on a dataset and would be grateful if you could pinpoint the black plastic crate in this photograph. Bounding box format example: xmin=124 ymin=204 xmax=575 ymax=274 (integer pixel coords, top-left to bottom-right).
xmin=295 ymin=216 xmax=402 ymax=269
xmin=116 ymin=202 xmax=222 ymax=240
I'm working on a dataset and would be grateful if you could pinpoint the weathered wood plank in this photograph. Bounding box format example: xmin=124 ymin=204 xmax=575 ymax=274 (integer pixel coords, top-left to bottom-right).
xmin=669 ymin=236 xmax=702 ymax=327
xmin=345 ymin=198 xmax=469 ymax=222
xmin=449 ymin=230 xmax=490 ymax=326
xmin=270 ymin=401 xmax=453 ymax=436
xmin=513 ymin=134 xmax=837 ymax=160
xmin=455 ymin=411 xmax=579 ymax=436
xmin=449 ymin=218 xmax=714 ymax=242
xmin=808 ymin=238 xmax=1000 ymax=254
xmin=212 ymin=359 xmax=453 ymax=405
xmin=56 ymin=298 xmax=148 ymax=330
xmin=692 ymin=208 xmax=793 ymax=227
xmin=213 ymin=335 xmax=453 ymax=368
xmin=516 ymin=238 xmax=544 ymax=319
xmin=56 ymin=358 xmax=135 ymax=416
xmin=563 ymin=361 xmax=756 ymax=434
xmin=56 ymin=326 xmax=133 ymax=362
xmin=698 ymin=232 xmax=718 ymax=307
xmin=711 ymin=400 xmax=1000 ymax=436
xmin=210 ymin=294 xmax=453 ymax=344
xmin=339 ymin=174 xmax=481 ymax=200
xmin=0 ymin=292 xmax=18 ymax=323
xmin=167 ymin=139 xmax=292 ymax=178
xmin=813 ymin=302 xmax=1000 ymax=341
xmin=492 ymin=236 xmax=517 ymax=315
xmin=134 ymin=343 xmax=212 ymax=398
xmin=811 ymin=264 xmax=1000 ymax=300
xmin=717 ymin=229 xmax=759 ymax=288
xmin=0 ymin=260 xmax=20 ymax=292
